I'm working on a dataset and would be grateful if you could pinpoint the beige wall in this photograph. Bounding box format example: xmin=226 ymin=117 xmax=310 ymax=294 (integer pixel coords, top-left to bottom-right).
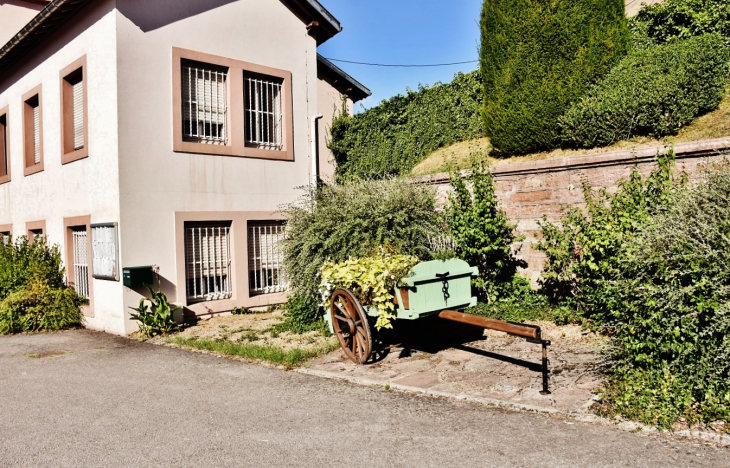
xmin=625 ymin=0 xmax=666 ymax=17
xmin=0 ymin=1 xmax=124 ymax=333
xmin=114 ymin=0 xmax=320 ymax=333
xmin=317 ymin=77 xmax=352 ymax=183
xmin=0 ymin=1 xmax=44 ymax=47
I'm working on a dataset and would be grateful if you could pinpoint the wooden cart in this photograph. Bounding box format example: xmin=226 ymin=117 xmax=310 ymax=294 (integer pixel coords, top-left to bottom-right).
xmin=325 ymin=258 xmax=553 ymax=394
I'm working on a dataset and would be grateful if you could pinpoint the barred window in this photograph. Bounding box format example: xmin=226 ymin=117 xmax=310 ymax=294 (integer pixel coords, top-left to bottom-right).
xmin=248 ymin=221 xmax=286 ymax=295
xmin=244 ymin=74 xmax=283 ymax=151
xmin=185 ymin=222 xmax=232 ymax=303
xmin=182 ymin=61 xmax=228 ymax=145
xmin=72 ymin=228 xmax=90 ymax=299
xmin=0 ymin=113 xmax=7 ymax=178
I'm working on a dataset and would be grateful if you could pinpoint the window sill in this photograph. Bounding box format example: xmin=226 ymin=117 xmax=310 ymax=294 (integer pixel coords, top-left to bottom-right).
xmin=24 ymin=163 xmax=44 ymax=177
xmin=173 ymin=140 xmax=293 ymax=161
xmin=0 ymin=175 xmax=10 ymax=185
xmin=61 ymin=147 xmax=89 ymax=165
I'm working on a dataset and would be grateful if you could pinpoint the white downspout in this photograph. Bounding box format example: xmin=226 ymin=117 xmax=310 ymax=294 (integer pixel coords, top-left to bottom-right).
xmin=311 ymin=114 xmax=323 ymax=186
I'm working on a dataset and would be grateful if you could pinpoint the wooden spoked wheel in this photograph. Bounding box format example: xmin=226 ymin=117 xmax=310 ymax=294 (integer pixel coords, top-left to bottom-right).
xmin=330 ymin=288 xmax=373 ymax=364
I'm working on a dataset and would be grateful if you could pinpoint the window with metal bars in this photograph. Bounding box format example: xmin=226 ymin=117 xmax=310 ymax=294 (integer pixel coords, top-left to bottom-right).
xmin=31 ymin=101 xmax=40 ymax=164
xmin=248 ymin=221 xmax=286 ymax=295
xmin=244 ymin=74 xmax=283 ymax=151
xmin=0 ymin=232 xmax=10 ymax=245
xmin=182 ymin=61 xmax=228 ymax=145
xmin=0 ymin=113 xmax=7 ymax=179
xmin=184 ymin=222 xmax=232 ymax=303
xmin=72 ymin=228 xmax=90 ymax=299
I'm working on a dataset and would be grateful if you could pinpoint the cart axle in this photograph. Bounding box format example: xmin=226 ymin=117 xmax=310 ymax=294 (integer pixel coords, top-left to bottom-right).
xmin=437 ymin=310 xmax=552 ymax=395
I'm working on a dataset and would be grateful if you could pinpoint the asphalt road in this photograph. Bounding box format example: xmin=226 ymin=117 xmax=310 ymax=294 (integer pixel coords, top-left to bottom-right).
xmin=0 ymin=330 xmax=727 ymax=468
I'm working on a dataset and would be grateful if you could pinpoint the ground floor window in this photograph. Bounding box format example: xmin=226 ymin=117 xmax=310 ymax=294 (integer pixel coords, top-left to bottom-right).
xmin=248 ymin=220 xmax=286 ymax=295
xmin=71 ymin=227 xmax=90 ymax=299
xmin=184 ymin=221 xmax=232 ymax=303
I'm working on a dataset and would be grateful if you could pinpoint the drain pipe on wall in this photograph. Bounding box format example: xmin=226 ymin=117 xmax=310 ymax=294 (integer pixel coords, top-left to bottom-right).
xmin=311 ymin=114 xmax=323 ymax=186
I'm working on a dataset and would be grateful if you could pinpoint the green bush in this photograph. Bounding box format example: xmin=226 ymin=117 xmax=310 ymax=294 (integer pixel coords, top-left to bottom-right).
xmin=281 ymin=294 xmax=326 ymax=334
xmin=0 ymin=236 xmax=87 ymax=334
xmin=630 ymin=0 xmax=730 ymax=49
xmin=535 ymin=149 xmax=681 ymax=320
xmin=329 ymin=71 xmax=483 ymax=181
xmin=128 ymin=283 xmax=180 ymax=338
xmin=601 ymin=160 xmax=730 ymax=428
xmin=281 ymin=179 xmax=439 ymax=311
xmin=559 ymin=34 xmax=730 ymax=148
xmin=480 ymin=0 xmax=630 ymax=155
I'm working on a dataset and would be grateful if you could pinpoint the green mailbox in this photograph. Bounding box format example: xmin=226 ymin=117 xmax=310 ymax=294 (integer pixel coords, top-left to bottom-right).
xmin=122 ymin=266 xmax=154 ymax=287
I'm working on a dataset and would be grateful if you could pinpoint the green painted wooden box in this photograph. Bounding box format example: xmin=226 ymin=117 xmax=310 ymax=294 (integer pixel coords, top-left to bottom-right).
xmin=325 ymin=259 xmax=478 ymax=333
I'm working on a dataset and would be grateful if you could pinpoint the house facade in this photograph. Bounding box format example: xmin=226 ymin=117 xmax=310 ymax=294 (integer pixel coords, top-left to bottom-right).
xmin=0 ymin=0 xmax=370 ymax=335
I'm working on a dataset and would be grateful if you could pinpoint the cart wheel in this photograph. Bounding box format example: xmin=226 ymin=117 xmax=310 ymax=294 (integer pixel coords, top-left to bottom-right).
xmin=330 ymin=288 xmax=373 ymax=364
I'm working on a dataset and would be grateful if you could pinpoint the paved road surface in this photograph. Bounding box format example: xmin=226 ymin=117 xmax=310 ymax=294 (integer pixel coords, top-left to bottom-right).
xmin=0 ymin=330 xmax=727 ymax=467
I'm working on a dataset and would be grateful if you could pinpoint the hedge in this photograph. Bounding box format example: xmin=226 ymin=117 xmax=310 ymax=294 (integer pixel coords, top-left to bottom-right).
xmin=631 ymin=0 xmax=730 ymax=48
xmin=480 ymin=0 xmax=630 ymax=155
xmin=328 ymin=71 xmax=483 ymax=181
xmin=559 ymin=34 xmax=730 ymax=148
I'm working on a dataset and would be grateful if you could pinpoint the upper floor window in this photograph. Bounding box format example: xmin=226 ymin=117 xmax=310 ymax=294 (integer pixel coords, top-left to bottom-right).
xmin=182 ymin=61 xmax=228 ymax=145
xmin=22 ymin=85 xmax=43 ymax=176
xmin=0 ymin=109 xmax=9 ymax=184
xmin=61 ymin=56 xmax=88 ymax=164
xmin=172 ymin=48 xmax=294 ymax=161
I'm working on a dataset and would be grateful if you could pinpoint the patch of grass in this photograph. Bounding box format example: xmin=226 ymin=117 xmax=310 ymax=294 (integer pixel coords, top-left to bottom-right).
xmin=168 ymin=337 xmax=339 ymax=368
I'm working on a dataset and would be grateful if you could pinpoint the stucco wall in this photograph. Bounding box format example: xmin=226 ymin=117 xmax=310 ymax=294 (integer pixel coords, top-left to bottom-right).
xmin=0 ymin=1 xmax=124 ymax=333
xmin=114 ymin=0 xmax=320 ymax=333
xmin=317 ymin=77 xmax=352 ymax=183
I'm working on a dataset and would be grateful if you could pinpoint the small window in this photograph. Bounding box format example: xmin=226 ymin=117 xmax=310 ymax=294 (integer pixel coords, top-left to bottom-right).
xmin=181 ymin=61 xmax=228 ymax=145
xmin=244 ymin=74 xmax=283 ymax=151
xmin=184 ymin=221 xmax=232 ymax=303
xmin=0 ymin=231 xmax=10 ymax=245
xmin=0 ymin=112 xmax=8 ymax=182
xmin=23 ymin=90 xmax=42 ymax=174
xmin=29 ymin=228 xmax=44 ymax=242
xmin=248 ymin=221 xmax=286 ymax=295
xmin=71 ymin=227 xmax=90 ymax=299
xmin=63 ymin=67 xmax=85 ymax=153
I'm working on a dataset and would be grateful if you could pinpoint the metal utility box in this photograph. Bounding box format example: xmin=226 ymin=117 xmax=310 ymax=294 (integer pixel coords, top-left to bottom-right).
xmin=122 ymin=266 xmax=154 ymax=288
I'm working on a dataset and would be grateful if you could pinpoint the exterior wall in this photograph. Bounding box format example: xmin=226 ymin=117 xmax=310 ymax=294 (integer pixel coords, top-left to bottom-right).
xmin=0 ymin=1 xmax=45 ymax=47
xmin=317 ymin=77 xmax=352 ymax=182
xmin=422 ymin=137 xmax=730 ymax=285
xmin=0 ymin=1 xmax=123 ymax=332
xmin=115 ymin=0 xmax=320 ymax=333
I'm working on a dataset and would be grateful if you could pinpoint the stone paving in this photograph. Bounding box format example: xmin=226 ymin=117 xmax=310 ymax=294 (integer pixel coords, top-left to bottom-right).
xmin=306 ymin=318 xmax=607 ymax=413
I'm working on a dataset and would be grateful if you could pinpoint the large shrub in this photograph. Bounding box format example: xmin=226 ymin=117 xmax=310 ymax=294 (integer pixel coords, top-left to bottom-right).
xmin=535 ymin=149 xmax=681 ymax=320
xmin=559 ymin=34 xmax=730 ymax=149
xmin=329 ymin=71 xmax=483 ymax=181
xmin=0 ymin=236 xmax=86 ymax=334
xmin=601 ymin=160 xmax=730 ymax=429
xmin=281 ymin=179 xmax=439 ymax=305
xmin=631 ymin=0 xmax=730 ymax=48
xmin=480 ymin=0 xmax=630 ymax=155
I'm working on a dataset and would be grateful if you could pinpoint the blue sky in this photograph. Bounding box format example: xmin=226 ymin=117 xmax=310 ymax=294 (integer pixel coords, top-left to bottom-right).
xmin=317 ymin=0 xmax=483 ymax=111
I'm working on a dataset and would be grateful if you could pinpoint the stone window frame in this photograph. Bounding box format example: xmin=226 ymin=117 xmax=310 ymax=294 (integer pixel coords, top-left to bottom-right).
xmin=26 ymin=219 xmax=46 ymax=242
xmin=60 ymin=55 xmax=89 ymax=165
xmin=64 ymin=215 xmax=94 ymax=317
xmin=22 ymin=85 xmax=44 ymax=177
xmin=0 ymin=106 xmax=10 ymax=185
xmin=0 ymin=223 xmax=12 ymax=241
xmin=172 ymin=47 xmax=294 ymax=162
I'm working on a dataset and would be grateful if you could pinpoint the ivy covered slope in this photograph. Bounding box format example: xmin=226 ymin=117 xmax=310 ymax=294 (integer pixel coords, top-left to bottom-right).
xmin=329 ymin=71 xmax=483 ymax=181
xmin=480 ymin=0 xmax=630 ymax=155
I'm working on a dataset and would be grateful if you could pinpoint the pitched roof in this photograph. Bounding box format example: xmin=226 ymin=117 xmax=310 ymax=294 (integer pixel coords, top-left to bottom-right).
xmin=317 ymin=54 xmax=371 ymax=103
xmin=0 ymin=0 xmax=342 ymax=78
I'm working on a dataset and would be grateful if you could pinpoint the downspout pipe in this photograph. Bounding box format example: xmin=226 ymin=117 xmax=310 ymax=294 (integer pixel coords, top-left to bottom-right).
xmin=311 ymin=114 xmax=323 ymax=186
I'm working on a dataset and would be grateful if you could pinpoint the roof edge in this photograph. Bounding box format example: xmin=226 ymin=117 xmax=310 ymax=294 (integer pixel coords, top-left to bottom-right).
xmin=282 ymin=0 xmax=342 ymax=45
xmin=317 ymin=54 xmax=371 ymax=103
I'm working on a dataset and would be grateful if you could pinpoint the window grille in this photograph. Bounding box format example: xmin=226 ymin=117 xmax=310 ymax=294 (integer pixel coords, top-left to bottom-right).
xmin=72 ymin=228 xmax=90 ymax=299
xmin=29 ymin=229 xmax=43 ymax=242
xmin=0 ymin=232 xmax=10 ymax=245
xmin=0 ymin=114 xmax=7 ymax=176
xmin=182 ymin=63 xmax=228 ymax=145
xmin=185 ymin=222 xmax=232 ymax=302
xmin=33 ymin=104 xmax=40 ymax=164
xmin=248 ymin=221 xmax=286 ymax=295
xmin=73 ymin=80 xmax=84 ymax=150
xmin=244 ymin=75 xmax=283 ymax=151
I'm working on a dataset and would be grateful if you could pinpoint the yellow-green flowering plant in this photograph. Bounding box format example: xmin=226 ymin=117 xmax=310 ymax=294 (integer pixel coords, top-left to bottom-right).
xmin=320 ymin=247 xmax=419 ymax=330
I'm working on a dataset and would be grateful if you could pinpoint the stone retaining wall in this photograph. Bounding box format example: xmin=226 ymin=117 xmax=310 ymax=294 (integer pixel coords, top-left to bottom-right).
xmin=417 ymin=137 xmax=730 ymax=284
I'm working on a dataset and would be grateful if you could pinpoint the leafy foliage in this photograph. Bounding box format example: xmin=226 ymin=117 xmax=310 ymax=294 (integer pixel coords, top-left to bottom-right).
xmin=480 ymin=0 xmax=630 ymax=155
xmin=280 ymin=178 xmax=439 ymax=307
xmin=128 ymin=283 xmax=181 ymax=338
xmin=535 ymin=148 xmax=681 ymax=320
xmin=600 ymin=160 xmax=730 ymax=428
xmin=559 ymin=34 xmax=730 ymax=148
xmin=329 ymin=71 xmax=483 ymax=181
xmin=320 ymin=249 xmax=420 ymax=329
xmin=630 ymin=0 xmax=730 ymax=48
xmin=0 ymin=236 xmax=86 ymax=334
xmin=444 ymin=157 xmax=525 ymax=303
xmin=281 ymin=294 xmax=328 ymax=334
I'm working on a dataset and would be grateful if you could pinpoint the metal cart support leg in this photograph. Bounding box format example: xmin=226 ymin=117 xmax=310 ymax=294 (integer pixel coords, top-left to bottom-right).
xmin=540 ymin=340 xmax=551 ymax=395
